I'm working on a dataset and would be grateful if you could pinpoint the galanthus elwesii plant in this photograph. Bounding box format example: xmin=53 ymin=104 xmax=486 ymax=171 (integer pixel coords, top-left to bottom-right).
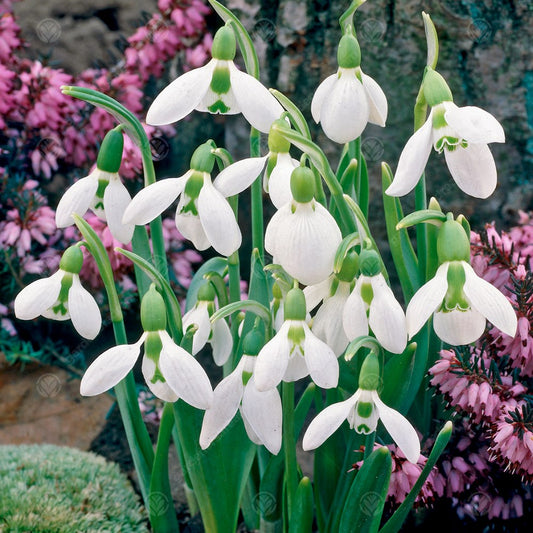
xmin=13 ymin=1 xmax=522 ymax=531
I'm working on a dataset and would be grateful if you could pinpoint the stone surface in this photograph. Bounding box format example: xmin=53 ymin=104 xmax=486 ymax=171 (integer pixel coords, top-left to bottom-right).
xmin=0 ymin=355 xmax=113 ymax=449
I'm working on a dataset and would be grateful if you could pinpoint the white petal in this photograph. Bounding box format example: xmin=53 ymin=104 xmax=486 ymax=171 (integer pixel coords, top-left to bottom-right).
xmin=444 ymin=143 xmax=497 ymax=199
xmin=304 ymin=277 xmax=333 ymax=312
xmin=158 ymin=330 xmax=213 ymax=410
xmin=175 ymin=196 xmax=210 ymax=250
xmin=462 ymin=262 xmax=517 ymax=337
xmin=373 ymin=391 xmax=420 ymax=464
xmin=342 ymin=280 xmax=369 ymax=341
xmin=254 ymin=322 xmax=291 ymax=391
xmin=68 ymin=275 xmax=101 ymax=339
xmin=146 ymin=61 xmax=215 ymax=125
xmin=406 ymin=263 xmax=449 ymax=338
xmin=123 ymin=175 xmax=188 ymax=225
xmin=200 ymin=362 xmax=244 ymax=449
xmin=242 ymin=376 xmax=282 ymax=455
xmin=230 ymin=64 xmax=284 ymax=133
xmin=80 ymin=335 xmax=144 ymax=396
xmin=284 ymin=350 xmax=309 ymax=382
xmin=433 ymin=307 xmax=486 ymax=345
xmin=312 ymin=286 xmax=350 ymax=356
xmin=14 ymin=271 xmax=63 ymax=320
xmin=266 ymin=202 xmax=342 ymax=286
xmin=361 ymin=72 xmax=388 ymax=127
xmin=302 ymin=395 xmax=356 ymax=450
xmin=350 ymin=389 xmax=379 ymax=434
xmin=444 ymin=104 xmax=505 ymax=144
xmin=241 ymin=412 xmax=263 ymax=445
xmin=320 ymin=70 xmax=370 ymax=143
xmin=302 ymin=324 xmax=339 ymax=388
xmin=214 ymin=156 xmax=268 ymax=198
xmin=210 ymin=318 xmax=233 ymax=366
xmin=369 ymin=274 xmax=407 ymax=354
xmin=198 ymin=178 xmax=241 ymax=256
xmin=142 ymin=356 xmax=179 ymax=402
xmin=182 ymin=304 xmax=211 ymax=355
xmin=386 ymin=113 xmax=433 ymax=196
xmin=103 ymin=176 xmax=134 ymax=243
xmin=311 ymin=74 xmax=337 ymax=123
xmin=55 ymin=172 xmax=98 ymax=227
xmin=268 ymin=152 xmax=299 ymax=209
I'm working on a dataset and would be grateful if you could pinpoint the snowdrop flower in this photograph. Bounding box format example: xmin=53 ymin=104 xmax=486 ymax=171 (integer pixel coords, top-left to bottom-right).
xmin=254 ymin=288 xmax=339 ymax=391
xmin=200 ymin=329 xmax=282 ymax=454
xmin=80 ymin=285 xmax=213 ymax=407
xmin=343 ymin=249 xmax=407 ymax=354
xmin=386 ymin=68 xmax=505 ymax=199
xmin=183 ymin=283 xmax=232 ymax=366
xmin=304 ymin=250 xmax=360 ymax=356
xmin=406 ymin=217 xmax=517 ymax=345
xmin=123 ymin=140 xmax=242 ymax=256
xmin=312 ymin=32 xmax=387 ymax=144
xmin=56 ymin=128 xmax=134 ymax=244
xmin=265 ymin=166 xmax=342 ymax=286
xmin=14 ymin=246 xmax=101 ymax=340
xmin=214 ymin=119 xmax=298 ymax=209
xmin=146 ymin=25 xmax=283 ymax=133
xmin=303 ymin=353 xmax=420 ymax=463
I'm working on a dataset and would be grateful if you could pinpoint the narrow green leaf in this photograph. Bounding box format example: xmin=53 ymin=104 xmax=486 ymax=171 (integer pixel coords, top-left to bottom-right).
xmin=333 ymin=233 xmax=361 ymax=273
xmin=270 ymin=89 xmax=311 ymax=139
xmin=211 ymin=300 xmax=271 ymax=327
xmin=339 ymin=0 xmax=367 ymax=33
xmin=339 ymin=447 xmax=391 ymax=533
xmin=422 ymin=12 xmax=439 ymax=70
xmin=359 ymin=153 xmax=369 ymax=218
xmin=204 ymin=272 xmax=230 ymax=309
xmin=397 ymin=209 xmax=447 ymax=229
xmin=379 ymin=422 xmax=452 ymax=533
xmin=186 ymin=257 xmax=228 ymax=312
xmin=289 ymin=477 xmax=314 ymax=533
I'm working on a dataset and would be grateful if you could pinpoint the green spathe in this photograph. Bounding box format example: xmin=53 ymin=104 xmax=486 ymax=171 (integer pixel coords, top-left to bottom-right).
xmin=96 ymin=128 xmax=124 ymax=173
xmin=437 ymin=216 xmax=471 ymax=263
xmin=59 ymin=246 xmax=84 ymax=274
xmin=290 ymin=166 xmax=315 ymax=203
xmin=140 ymin=285 xmax=167 ymax=332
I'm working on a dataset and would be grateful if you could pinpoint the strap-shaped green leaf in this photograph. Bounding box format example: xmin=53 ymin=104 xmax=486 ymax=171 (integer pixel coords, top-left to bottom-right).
xmin=211 ymin=300 xmax=271 ymax=328
xmin=185 ymin=257 xmax=228 ymax=312
xmin=339 ymin=447 xmax=391 ymax=533
xmin=289 ymin=477 xmax=314 ymax=533
xmin=270 ymin=89 xmax=311 ymax=139
xmin=397 ymin=209 xmax=447 ymax=229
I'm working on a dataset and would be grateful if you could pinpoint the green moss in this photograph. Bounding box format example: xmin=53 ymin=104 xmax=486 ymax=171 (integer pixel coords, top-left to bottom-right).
xmin=0 ymin=444 xmax=147 ymax=532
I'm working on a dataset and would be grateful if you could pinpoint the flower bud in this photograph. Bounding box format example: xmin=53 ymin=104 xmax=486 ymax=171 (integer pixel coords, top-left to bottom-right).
xmin=190 ymin=141 xmax=216 ymax=173
xmin=359 ymin=249 xmax=381 ymax=277
xmin=211 ymin=25 xmax=236 ymax=61
xmin=337 ymin=33 xmax=361 ymax=69
xmin=337 ymin=250 xmax=360 ymax=282
xmin=59 ymin=246 xmax=84 ymax=274
xmin=268 ymin=119 xmax=291 ymax=153
xmin=437 ymin=217 xmax=471 ymax=263
xmin=422 ymin=68 xmax=453 ymax=107
xmin=359 ymin=352 xmax=380 ymax=390
xmin=96 ymin=128 xmax=124 ymax=173
xmin=242 ymin=328 xmax=265 ymax=356
xmin=141 ymin=285 xmax=167 ymax=332
xmin=284 ymin=287 xmax=306 ymax=321
xmin=290 ymin=166 xmax=315 ymax=204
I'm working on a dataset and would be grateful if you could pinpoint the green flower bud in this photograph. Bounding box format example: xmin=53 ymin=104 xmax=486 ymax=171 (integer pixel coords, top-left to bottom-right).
xmin=268 ymin=119 xmax=291 ymax=153
xmin=337 ymin=33 xmax=361 ymax=69
xmin=337 ymin=250 xmax=360 ymax=282
xmin=141 ymin=285 xmax=167 ymax=332
xmin=190 ymin=141 xmax=216 ymax=173
xmin=290 ymin=166 xmax=315 ymax=203
xmin=423 ymin=68 xmax=453 ymax=107
xmin=59 ymin=246 xmax=84 ymax=274
xmin=211 ymin=25 xmax=237 ymax=61
xmin=358 ymin=352 xmax=380 ymax=390
xmin=284 ymin=287 xmax=306 ymax=321
xmin=359 ymin=249 xmax=381 ymax=277
xmin=242 ymin=328 xmax=265 ymax=356
xmin=96 ymin=128 xmax=124 ymax=173
xmin=437 ymin=216 xmax=471 ymax=263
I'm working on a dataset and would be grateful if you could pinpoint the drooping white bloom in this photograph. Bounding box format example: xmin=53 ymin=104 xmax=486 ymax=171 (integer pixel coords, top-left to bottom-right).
xmin=265 ymin=199 xmax=342 ymax=286
xmin=14 ymin=247 xmax=101 ymax=340
xmin=406 ymin=261 xmax=517 ymax=345
xmin=343 ymin=272 xmax=407 ymax=354
xmin=200 ymin=355 xmax=282 ymax=454
xmin=123 ymin=142 xmax=244 ymax=256
xmin=386 ymin=101 xmax=505 ymax=199
xmin=302 ymin=387 xmax=420 ymax=463
xmin=182 ymin=287 xmax=233 ymax=366
xmin=80 ymin=329 xmax=213 ymax=408
xmin=146 ymin=26 xmax=282 ymax=133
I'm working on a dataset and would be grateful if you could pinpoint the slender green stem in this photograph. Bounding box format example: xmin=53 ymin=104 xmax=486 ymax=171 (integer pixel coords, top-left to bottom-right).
xmin=249 ymin=128 xmax=264 ymax=258
xmin=363 ymin=432 xmax=375 ymax=461
xmin=282 ymin=381 xmax=298 ymax=521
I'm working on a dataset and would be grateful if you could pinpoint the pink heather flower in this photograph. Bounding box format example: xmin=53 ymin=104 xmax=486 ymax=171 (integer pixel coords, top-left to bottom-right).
xmin=0 ymin=12 xmax=22 ymax=64
xmin=491 ymin=315 xmax=533 ymax=376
